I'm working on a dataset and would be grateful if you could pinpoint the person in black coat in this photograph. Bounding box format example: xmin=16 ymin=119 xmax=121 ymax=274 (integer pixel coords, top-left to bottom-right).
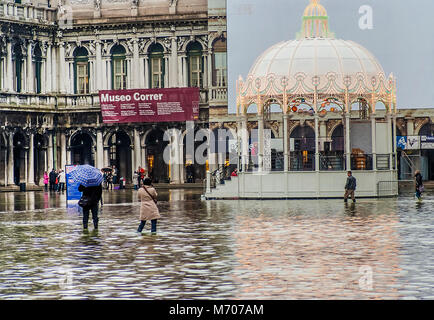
xmin=415 ymin=170 xmax=424 ymax=200
xmin=49 ymin=168 xmax=57 ymax=192
xmin=78 ymin=184 xmax=103 ymax=230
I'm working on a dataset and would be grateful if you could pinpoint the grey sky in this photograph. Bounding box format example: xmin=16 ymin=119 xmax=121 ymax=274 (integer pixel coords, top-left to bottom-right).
xmin=227 ymin=0 xmax=434 ymax=113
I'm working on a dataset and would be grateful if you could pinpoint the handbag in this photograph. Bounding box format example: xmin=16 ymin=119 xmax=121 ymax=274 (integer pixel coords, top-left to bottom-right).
xmin=419 ymin=185 xmax=425 ymax=192
xmin=78 ymin=196 xmax=91 ymax=208
xmin=143 ymin=186 xmax=157 ymax=204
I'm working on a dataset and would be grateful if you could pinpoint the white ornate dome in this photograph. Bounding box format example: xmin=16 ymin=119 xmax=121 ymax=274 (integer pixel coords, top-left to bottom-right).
xmin=248 ymin=38 xmax=386 ymax=89
xmin=237 ymin=0 xmax=396 ymax=114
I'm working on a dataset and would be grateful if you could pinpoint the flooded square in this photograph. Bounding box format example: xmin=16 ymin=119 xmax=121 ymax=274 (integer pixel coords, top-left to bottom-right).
xmin=0 ymin=189 xmax=433 ymax=299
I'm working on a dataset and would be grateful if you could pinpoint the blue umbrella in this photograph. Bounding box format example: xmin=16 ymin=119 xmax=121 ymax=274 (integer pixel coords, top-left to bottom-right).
xmin=69 ymin=164 xmax=103 ymax=187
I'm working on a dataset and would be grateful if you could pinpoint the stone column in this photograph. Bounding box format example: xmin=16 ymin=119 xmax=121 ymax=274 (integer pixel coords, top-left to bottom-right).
xmin=134 ymin=128 xmax=141 ymax=170
xmin=59 ymin=42 xmax=66 ymax=93
xmin=345 ymin=113 xmax=351 ymax=171
xmin=203 ymin=53 xmax=208 ymax=89
xmin=96 ymin=41 xmax=102 ymax=91
xmin=139 ymin=57 xmax=145 ymax=88
xmin=27 ymin=132 xmax=35 ymax=185
xmin=67 ymin=148 xmax=71 ymax=165
xmin=6 ymin=41 xmax=13 ymax=92
xmin=142 ymin=145 xmax=148 ymax=171
xmin=47 ymin=131 xmax=54 ymax=172
xmin=60 ymin=131 xmax=67 ymax=170
xmin=7 ymin=132 xmax=14 ymax=186
xmin=132 ymin=39 xmax=139 ymax=88
xmin=170 ymin=36 xmax=178 ymax=87
xmin=371 ymin=115 xmax=377 ymax=170
xmin=96 ymin=129 xmax=103 ymax=169
xmin=46 ymin=43 xmax=52 ymax=93
xmin=178 ymin=54 xmax=183 ymax=86
xmin=164 ymin=55 xmax=169 ymax=88
xmin=144 ymin=56 xmax=149 ymax=89
xmin=51 ymin=44 xmax=57 ymax=92
xmin=106 ymin=59 xmax=112 ymax=90
xmin=182 ymin=55 xmax=188 ymax=87
xmin=26 ymin=41 xmax=34 ymax=93
xmin=207 ymin=49 xmax=212 ymax=88
xmin=257 ymin=114 xmax=264 ymax=172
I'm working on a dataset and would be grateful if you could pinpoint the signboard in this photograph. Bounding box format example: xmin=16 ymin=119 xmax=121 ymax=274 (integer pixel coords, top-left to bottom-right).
xmin=397 ymin=136 xmax=420 ymax=150
xmin=421 ymin=135 xmax=434 ymax=149
xmin=65 ymin=165 xmax=82 ymax=211
xmin=99 ymin=88 xmax=199 ymax=124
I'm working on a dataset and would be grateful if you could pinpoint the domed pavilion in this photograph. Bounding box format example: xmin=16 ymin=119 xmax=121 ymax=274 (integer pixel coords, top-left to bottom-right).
xmin=207 ymin=0 xmax=398 ymax=199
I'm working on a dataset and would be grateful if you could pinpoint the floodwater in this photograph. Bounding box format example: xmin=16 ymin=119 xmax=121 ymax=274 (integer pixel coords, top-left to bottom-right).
xmin=0 ymin=189 xmax=434 ymax=299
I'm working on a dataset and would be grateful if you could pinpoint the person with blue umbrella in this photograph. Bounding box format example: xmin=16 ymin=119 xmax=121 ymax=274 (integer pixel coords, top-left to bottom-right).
xmin=69 ymin=165 xmax=103 ymax=231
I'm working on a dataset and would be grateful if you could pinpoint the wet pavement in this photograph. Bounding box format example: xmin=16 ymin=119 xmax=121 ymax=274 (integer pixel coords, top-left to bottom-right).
xmin=0 ymin=189 xmax=434 ymax=299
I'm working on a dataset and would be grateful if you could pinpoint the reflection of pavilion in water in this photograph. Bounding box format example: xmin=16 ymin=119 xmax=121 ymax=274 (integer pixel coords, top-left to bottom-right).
xmin=229 ymin=201 xmax=402 ymax=299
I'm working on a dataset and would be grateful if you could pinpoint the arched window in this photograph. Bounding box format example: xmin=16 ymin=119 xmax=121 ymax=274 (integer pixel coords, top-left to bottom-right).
xmin=74 ymin=47 xmax=89 ymax=94
xmin=212 ymin=38 xmax=227 ymax=87
xmin=34 ymin=45 xmax=42 ymax=94
xmin=187 ymin=42 xmax=203 ymax=88
xmin=148 ymin=43 xmax=164 ymax=88
xmin=13 ymin=44 xmax=23 ymax=93
xmin=111 ymin=45 xmax=127 ymax=90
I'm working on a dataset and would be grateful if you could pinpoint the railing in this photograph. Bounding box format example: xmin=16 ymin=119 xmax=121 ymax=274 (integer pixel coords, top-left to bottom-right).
xmin=290 ymin=152 xmax=315 ymax=171
xmin=350 ymin=153 xmax=373 ymax=171
xmin=377 ymin=180 xmax=399 ymax=197
xmin=56 ymin=94 xmax=100 ymax=108
xmin=0 ymin=92 xmax=56 ymax=107
xmin=0 ymin=1 xmax=57 ymax=24
xmin=319 ymin=154 xmax=345 ymax=171
xmin=209 ymin=87 xmax=227 ymax=104
xmin=376 ymin=154 xmax=390 ymax=170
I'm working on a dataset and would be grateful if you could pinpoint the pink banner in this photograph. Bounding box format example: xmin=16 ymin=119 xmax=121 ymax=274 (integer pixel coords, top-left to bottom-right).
xmin=99 ymin=88 xmax=200 ymax=123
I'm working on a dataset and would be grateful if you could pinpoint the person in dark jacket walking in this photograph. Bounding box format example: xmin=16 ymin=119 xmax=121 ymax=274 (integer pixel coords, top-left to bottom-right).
xmin=344 ymin=171 xmax=357 ymax=203
xmin=49 ymin=168 xmax=57 ymax=192
xmin=415 ymin=170 xmax=424 ymax=200
xmin=78 ymin=184 xmax=103 ymax=230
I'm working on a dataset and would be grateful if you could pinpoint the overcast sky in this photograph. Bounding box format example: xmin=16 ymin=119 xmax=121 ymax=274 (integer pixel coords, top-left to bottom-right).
xmin=227 ymin=0 xmax=434 ymax=113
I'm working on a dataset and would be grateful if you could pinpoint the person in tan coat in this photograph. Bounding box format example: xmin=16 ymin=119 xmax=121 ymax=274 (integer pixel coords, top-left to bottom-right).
xmin=137 ymin=178 xmax=160 ymax=233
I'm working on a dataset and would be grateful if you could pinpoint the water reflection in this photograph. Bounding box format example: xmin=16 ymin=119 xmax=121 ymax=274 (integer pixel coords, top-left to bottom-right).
xmin=0 ymin=190 xmax=433 ymax=299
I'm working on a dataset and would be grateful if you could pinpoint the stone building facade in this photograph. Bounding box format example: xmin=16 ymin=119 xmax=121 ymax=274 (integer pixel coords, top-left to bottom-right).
xmin=0 ymin=0 xmax=227 ymax=187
